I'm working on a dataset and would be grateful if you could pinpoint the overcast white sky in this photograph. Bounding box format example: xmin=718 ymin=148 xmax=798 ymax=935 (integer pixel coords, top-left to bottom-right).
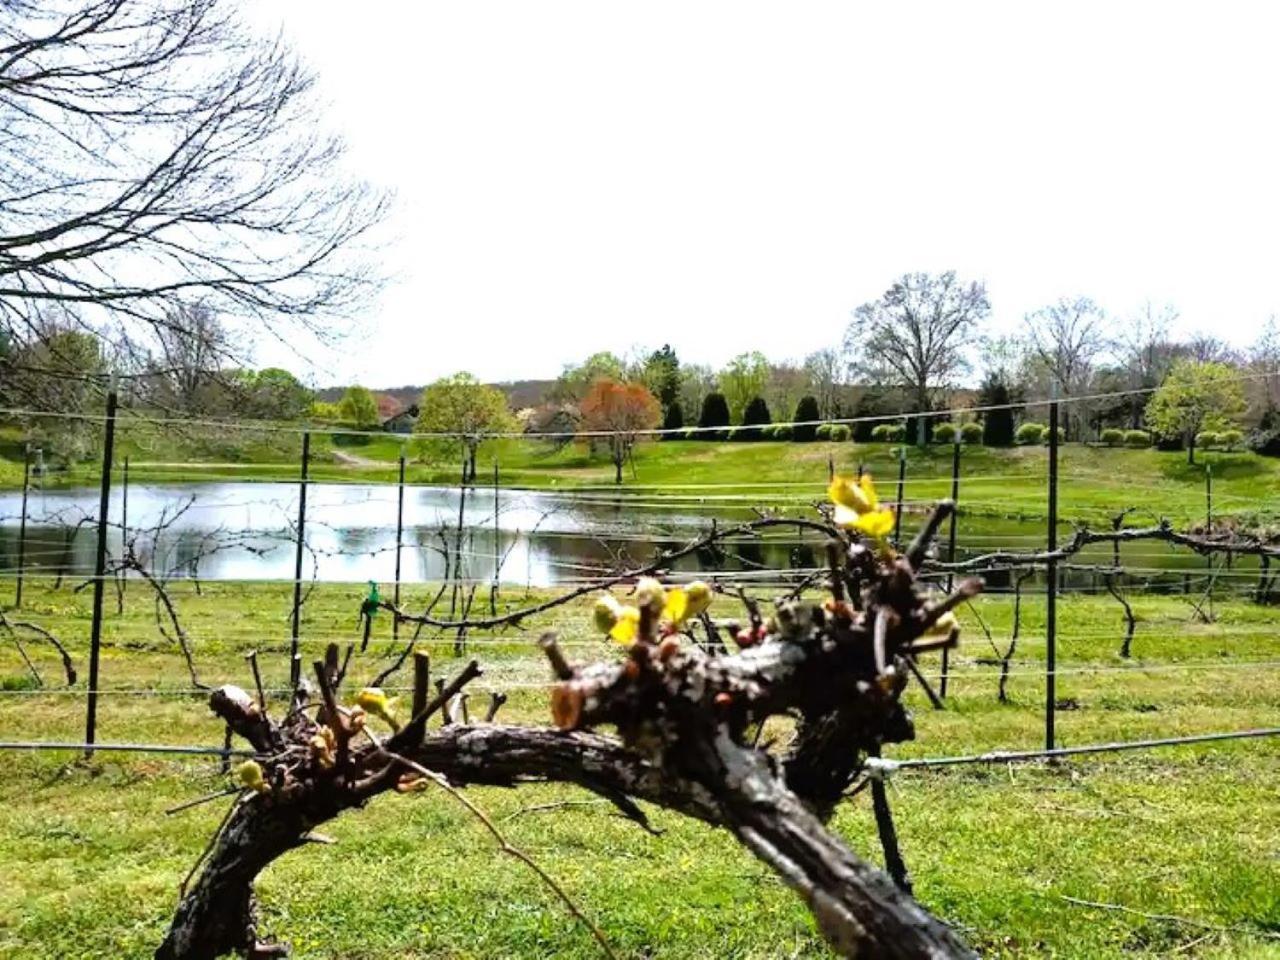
xmin=247 ymin=1 xmax=1280 ymax=388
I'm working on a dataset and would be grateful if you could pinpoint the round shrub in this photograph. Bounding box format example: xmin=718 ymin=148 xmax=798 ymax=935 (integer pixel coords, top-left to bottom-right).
xmin=1123 ymin=429 xmax=1150 ymax=448
xmin=1015 ymin=422 xmax=1045 ymax=445
xmin=815 ymin=423 xmax=834 ymax=441
xmin=888 ymin=423 xmax=905 ymax=442
xmin=960 ymin=422 xmax=983 ymax=444
xmin=932 ymin=422 xmax=957 ymax=443
xmin=829 ymin=424 xmax=851 ymax=442
xmin=1220 ymin=428 xmax=1243 ymax=449
xmin=870 ymin=423 xmax=893 ymax=442
xmin=1196 ymin=431 xmax=1220 ymax=449
xmin=772 ymin=424 xmax=792 ymax=441
xmin=1042 ymin=426 xmax=1065 ymax=445
xmin=1100 ymin=428 xmax=1123 ymax=446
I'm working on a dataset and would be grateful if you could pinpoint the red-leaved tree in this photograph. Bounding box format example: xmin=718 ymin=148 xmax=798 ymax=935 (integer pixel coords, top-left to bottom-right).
xmin=580 ymin=379 xmax=660 ymax=483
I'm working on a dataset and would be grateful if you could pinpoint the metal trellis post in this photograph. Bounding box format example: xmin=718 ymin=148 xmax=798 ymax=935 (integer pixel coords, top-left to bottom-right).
xmin=85 ymin=390 xmax=118 ymax=758
xmin=892 ymin=442 xmax=907 ymax=548
xmin=119 ymin=455 xmax=129 ymax=612
xmin=393 ymin=449 xmax=406 ymax=641
xmin=941 ymin=440 xmax=961 ymax=698
xmin=1205 ymin=462 xmax=1214 ymax=576
xmin=492 ymin=461 xmax=500 ymax=608
xmin=14 ymin=444 xmax=30 ymax=608
xmin=289 ymin=432 xmax=311 ymax=687
xmin=1045 ymin=399 xmax=1060 ymax=751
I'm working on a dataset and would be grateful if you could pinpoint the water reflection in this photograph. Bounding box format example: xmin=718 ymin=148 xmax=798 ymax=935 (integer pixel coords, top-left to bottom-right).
xmin=0 ymin=481 xmax=1257 ymax=591
xmin=0 ymin=482 xmax=791 ymax=587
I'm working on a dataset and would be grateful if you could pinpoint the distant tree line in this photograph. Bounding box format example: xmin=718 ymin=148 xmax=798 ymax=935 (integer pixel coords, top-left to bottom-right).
xmin=4 ymin=265 xmax=1275 ymax=478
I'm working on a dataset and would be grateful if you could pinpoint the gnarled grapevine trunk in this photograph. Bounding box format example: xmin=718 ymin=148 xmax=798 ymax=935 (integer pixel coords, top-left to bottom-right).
xmin=157 ymin=502 xmax=977 ymax=959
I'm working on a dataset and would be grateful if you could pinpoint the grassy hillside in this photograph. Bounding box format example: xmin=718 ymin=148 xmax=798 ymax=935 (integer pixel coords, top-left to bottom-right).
xmin=6 ymin=420 xmax=1278 ymax=528
xmin=0 ymin=579 xmax=1277 ymax=958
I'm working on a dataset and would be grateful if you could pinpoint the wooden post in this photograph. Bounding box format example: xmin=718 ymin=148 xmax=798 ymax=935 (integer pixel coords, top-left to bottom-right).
xmin=289 ymin=432 xmax=311 ymax=687
xmin=1045 ymin=399 xmax=1060 ymax=751
xmin=14 ymin=444 xmax=30 ymax=608
xmin=393 ymin=450 xmax=406 ymax=641
xmin=85 ymin=390 xmax=118 ymax=758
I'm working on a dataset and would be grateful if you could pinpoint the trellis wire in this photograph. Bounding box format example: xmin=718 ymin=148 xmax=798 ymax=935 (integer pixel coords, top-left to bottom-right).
xmin=4 ymin=368 xmax=1277 ymax=439
xmin=0 ymin=740 xmax=257 ymax=757
xmin=867 ymin=727 xmax=1280 ymax=774
xmin=2 ymin=393 xmax=1278 ymax=759
xmin=5 ymin=657 xmax=1280 ymax=699
xmin=3 ymin=728 xmax=1277 ymax=775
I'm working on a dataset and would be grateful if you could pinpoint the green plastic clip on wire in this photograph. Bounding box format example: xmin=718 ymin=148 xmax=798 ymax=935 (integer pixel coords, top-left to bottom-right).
xmin=359 ymin=580 xmax=380 ymax=651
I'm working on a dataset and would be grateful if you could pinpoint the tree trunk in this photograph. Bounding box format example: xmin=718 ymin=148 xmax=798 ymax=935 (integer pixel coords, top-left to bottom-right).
xmin=915 ymin=387 xmax=930 ymax=448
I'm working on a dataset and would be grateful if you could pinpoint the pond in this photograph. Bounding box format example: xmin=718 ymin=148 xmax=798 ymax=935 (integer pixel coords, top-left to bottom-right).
xmin=0 ymin=481 xmax=1256 ymax=594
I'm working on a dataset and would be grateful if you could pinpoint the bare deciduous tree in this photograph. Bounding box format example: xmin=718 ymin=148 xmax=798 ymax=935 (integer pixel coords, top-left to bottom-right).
xmin=1022 ymin=297 xmax=1109 ymax=439
xmin=0 ymin=0 xmax=387 ymax=368
xmin=1249 ymin=315 xmax=1280 ymax=414
xmin=144 ymin=303 xmax=235 ymax=414
xmin=844 ymin=272 xmax=990 ymax=434
xmin=1184 ymin=331 xmax=1238 ymax=365
xmin=1117 ymin=301 xmax=1179 ymax=428
xmin=803 ymin=347 xmax=844 ymax=419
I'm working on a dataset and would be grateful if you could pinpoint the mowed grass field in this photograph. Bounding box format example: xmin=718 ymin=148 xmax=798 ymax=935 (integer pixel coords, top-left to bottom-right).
xmin=4 ymin=418 xmax=1280 ymax=529
xmin=0 ymin=577 xmax=1278 ymax=959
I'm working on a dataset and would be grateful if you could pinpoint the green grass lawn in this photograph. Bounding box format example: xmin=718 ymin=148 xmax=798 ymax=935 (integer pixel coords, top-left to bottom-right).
xmin=7 ymin=417 xmax=1279 ymax=529
xmin=0 ymin=578 xmax=1277 ymax=958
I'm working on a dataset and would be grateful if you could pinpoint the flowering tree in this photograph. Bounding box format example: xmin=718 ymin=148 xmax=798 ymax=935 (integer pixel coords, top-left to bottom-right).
xmin=579 ymin=379 xmax=660 ymax=483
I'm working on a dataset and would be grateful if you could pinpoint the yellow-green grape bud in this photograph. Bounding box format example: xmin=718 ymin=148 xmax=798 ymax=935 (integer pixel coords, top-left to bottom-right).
xmin=348 ymin=706 xmax=366 ymax=734
xmin=685 ymin=581 xmax=712 ymax=618
xmin=356 ymin=687 xmax=400 ymax=729
xmin=309 ymin=731 xmax=335 ymax=769
xmin=235 ymin=759 xmax=269 ymax=794
xmin=925 ymin=610 xmax=959 ymax=637
xmin=634 ymin=577 xmax=666 ymax=616
xmin=593 ymin=594 xmax=621 ymax=634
